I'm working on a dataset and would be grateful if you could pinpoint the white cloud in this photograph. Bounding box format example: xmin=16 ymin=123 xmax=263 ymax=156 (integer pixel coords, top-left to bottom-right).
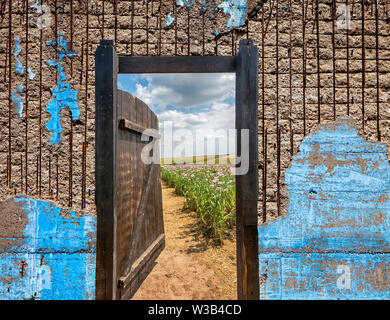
xmin=134 ymin=73 xmax=235 ymax=110
xmin=159 ymin=102 xmax=235 ymax=158
xmin=118 ymin=73 xmax=236 ymax=158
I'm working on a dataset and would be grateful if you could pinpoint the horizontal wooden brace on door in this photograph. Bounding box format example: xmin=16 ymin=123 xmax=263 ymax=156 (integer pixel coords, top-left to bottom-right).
xmin=118 ymin=234 xmax=165 ymax=289
xmin=119 ymin=118 xmax=161 ymax=139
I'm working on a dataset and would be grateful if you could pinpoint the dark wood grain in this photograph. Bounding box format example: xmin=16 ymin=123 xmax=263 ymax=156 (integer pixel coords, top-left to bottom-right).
xmin=119 ymin=118 xmax=161 ymax=138
xmin=119 ymin=234 xmax=165 ymax=300
xmin=118 ymin=234 xmax=165 ymax=289
xmin=115 ymin=90 xmax=165 ymax=300
xmin=118 ymin=56 xmax=236 ymax=74
xmin=95 ymin=40 xmax=118 ymax=300
xmin=235 ymin=40 xmax=260 ymax=300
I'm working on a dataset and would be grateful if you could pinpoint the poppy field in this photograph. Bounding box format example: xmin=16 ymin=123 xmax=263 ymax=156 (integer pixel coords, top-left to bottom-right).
xmin=161 ymin=164 xmax=236 ymax=245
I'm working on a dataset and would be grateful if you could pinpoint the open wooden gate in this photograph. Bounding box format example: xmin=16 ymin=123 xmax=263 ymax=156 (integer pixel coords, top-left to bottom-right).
xmin=116 ymin=90 xmax=164 ymax=299
xmin=95 ymin=42 xmax=164 ymax=300
xmin=95 ymin=39 xmax=259 ymax=300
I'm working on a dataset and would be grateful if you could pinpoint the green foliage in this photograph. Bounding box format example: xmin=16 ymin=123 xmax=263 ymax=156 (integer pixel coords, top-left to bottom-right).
xmin=161 ymin=164 xmax=235 ymax=245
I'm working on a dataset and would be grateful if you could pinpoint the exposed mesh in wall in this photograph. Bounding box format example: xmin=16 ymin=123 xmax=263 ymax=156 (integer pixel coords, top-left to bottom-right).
xmin=0 ymin=0 xmax=389 ymax=225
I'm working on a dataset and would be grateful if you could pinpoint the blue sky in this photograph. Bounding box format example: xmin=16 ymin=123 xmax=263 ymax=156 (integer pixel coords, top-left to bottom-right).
xmin=118 ymin=73 xmax=235 ymax=158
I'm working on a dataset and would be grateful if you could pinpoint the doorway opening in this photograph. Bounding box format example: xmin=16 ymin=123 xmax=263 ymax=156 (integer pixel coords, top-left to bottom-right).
xmin=118 ymin=72 xmax=237 ymax=299
xmin=94 ymin=39 xmax=259 ymax=300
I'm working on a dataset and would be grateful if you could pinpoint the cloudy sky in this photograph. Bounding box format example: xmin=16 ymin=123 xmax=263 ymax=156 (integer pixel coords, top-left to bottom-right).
xmin=118 ymin=73 xmax=236 ymax=159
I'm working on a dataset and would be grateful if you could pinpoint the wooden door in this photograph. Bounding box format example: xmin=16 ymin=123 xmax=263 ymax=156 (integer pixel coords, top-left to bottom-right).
xmin=115 ymin=90 xmax=165 ymax=300
xmin=95 ymin=41 xmax=164 ymax=299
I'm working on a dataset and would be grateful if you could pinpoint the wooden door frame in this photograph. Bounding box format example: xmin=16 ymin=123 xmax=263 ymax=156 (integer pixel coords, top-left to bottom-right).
xmin=95 ymin=39 xmax=259 ymax=300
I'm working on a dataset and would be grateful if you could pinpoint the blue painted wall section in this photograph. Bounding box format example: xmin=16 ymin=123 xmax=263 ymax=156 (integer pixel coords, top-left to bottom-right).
xmin=0 ymin=196 xmax=96 ymax=300
xmin=13 ymin=37 xmax=25 ymax=118
xmin=46 ymin=33 xmax=80 ymax=145
xmin=216 ymin=0 xmax=248 ymax=28
xmin=168 ymin=0 xmax=248 ymax=30
xmin=258 ymin=118 xmax=390 ymax=299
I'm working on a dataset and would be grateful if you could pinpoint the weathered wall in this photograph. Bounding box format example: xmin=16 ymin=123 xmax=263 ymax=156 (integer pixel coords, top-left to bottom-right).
xmin=0 ymin=196 xmax=96 ymax=299
xmin=258 ymin=118 xmax=390 ymax=299
xmin=1 ymin=0 xmax=390 ymax=221
xmin=257 ymin=0 xmax=390 ymax=222
xmin=0 ymin=0 xmax=260 ymax=212
xmin=1 ymin=0 xmax=390 ymax=299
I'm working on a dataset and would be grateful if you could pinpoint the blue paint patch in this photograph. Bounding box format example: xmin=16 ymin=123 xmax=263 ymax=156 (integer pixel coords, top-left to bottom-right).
xmin=14 ymin=38 xmax=24 ymax=74
xmin=177 ymin=0 xmax=193 ymax=7
xmin=12 ymin=84 xmax=24 ymax=117
xmin=216 ymin=0 xmax=247 ymax=29
xmin=199 ymin=0 xmax=207 ymax=10
xmin=165 ymin=12 xmax=175 ymax=27
xmin=46 ymin=33 xmax=79 ymax=145
xmin=258 ymin=118 xmax=390 ymax=299
xmin=259 ymin=253 xmax=390 ymax=300
xmin=0 ymin=196 xmax=96 ymax=300
xmin=27 ymin=68 xmax=36 ymax=80
xmin=215 ymin=29 xmax=220 ymax=36
xmin=30 ymin=0 xmax=39 ymax=9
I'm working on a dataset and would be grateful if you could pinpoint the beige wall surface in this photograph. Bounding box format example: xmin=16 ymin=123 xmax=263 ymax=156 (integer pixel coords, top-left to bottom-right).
xmin=0 ymin=0 xmax=389 ymax=224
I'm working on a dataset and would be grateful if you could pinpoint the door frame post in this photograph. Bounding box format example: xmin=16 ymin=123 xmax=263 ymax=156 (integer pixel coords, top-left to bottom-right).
xmin=235 ymin=39 xmax=260 ymax=300
xmin=95 ymin=40 xmax=119 ymax=300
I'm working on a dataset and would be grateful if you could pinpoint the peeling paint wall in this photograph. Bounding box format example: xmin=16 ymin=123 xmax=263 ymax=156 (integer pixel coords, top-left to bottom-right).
xmin=0 ymin=0 xmax=260 ymax=213
xmin=1 ymin=0 xmax=390 ymax=300
xmin=0 ymin=0 xmax=259 ymax=301
xmin=258 ymin=118 xmax=390 ymax=299
xmin=0 ymin=196 xmax=96 ymax=300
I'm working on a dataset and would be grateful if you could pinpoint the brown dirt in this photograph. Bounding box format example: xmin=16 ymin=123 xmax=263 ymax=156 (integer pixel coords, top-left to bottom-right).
xmin=131 ymin=183 xmax=237 ymax=300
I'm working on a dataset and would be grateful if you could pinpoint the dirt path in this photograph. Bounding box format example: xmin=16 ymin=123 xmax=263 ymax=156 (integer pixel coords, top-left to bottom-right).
xmin=132 ymin=183 xmax=237 ymax=300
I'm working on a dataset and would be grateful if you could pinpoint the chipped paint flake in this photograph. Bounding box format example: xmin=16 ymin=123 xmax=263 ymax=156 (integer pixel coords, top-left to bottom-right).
xmin=258 ymin=117 xmax=390 ymax=299
xmin=14 ymin=38 xmax=24 ymax=74
xmin=27 ymin=68 xmax=36 ymax=80
xmin=12 ymin=84 xmax=24 ymax=118
xmin=216 ymin=0 xmax=248 ymax=29
xmin=165 ymin=12 xmax=175 ymax=27
xmin=46 ymin=33 xmax=79 ymax=145
xmin=177 ymin=0 xmax=193 ymax=7
xmin=30 ymin=0 xmax=39 ymax=9
xmin=199 ymin=0 xmax=207 ymax=10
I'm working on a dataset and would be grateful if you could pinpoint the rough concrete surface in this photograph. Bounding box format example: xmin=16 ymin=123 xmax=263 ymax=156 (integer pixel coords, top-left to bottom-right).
xmin=259 ymin=118 xmax=390 ymax=299
xmin=1 ymin=0 xmax=390 ymax=299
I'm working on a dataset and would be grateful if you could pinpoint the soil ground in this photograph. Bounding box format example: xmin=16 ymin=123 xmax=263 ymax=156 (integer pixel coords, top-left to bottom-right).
xmin=132 ymin=182 xmax=237 ymax=300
